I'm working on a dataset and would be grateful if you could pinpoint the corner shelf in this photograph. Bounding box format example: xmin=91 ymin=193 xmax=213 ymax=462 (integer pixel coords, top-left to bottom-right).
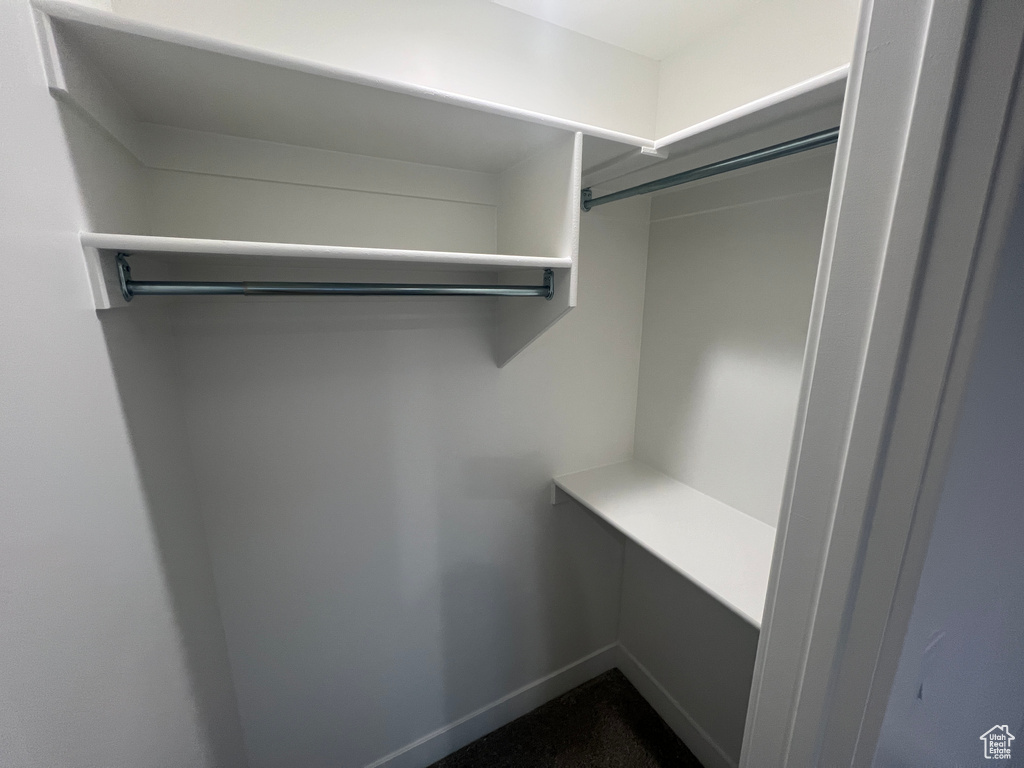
xmin=582 ymin=66 xmax=846 ymax=197
xmin=29 ymin=0 xmax=636 ymax=166
xmin=552 ymin=460 xmax=776 ymax=627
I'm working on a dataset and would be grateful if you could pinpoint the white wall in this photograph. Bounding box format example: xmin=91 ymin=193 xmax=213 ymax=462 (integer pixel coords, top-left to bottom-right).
xmin=96 ymin=307 xmax=249 ymax=768
xmin=155 ymin=193 xmax=650 ymax=766
xmin=0 ymin=1 xmax=245 ymax=766
xmin=656 ymin=0 xmax=859 ymax=138
xmin=605 ymin=147 xmax=832 ymax=768
xmin=619 ymin=545 xmax=760 ymax=768
xmin=109 ymin=0 xmax=660 ymax=139
xmin=145 ymin=165 xmax=496 ymax=252
xmin=872 ymin=187 xmax=1024 ymax=767
xmin=633 ymin=147 xmax=834 ymax=526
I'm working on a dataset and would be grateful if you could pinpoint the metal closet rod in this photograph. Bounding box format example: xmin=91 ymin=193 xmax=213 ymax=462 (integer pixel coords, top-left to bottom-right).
xmin=581 ymin=126 xmax=841 ymax=211
xmin=115 ymin=254 xmax=554 ymax=302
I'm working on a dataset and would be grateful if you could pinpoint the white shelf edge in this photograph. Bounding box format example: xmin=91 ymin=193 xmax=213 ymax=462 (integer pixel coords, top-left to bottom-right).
xmin=552 ymin=459 xmax=776 ymax=628
xmin=34 ymin=0 xmax=847 ymax=165
xmin=652 ymin=65 xmax=849 ymax=151
xmin=582 ymin=66 xmax=848 ymax=192
xmin=81 ymin=233 xmax=574 ymax=270
xmin=32 ymin=0 xmax=652 ymax=150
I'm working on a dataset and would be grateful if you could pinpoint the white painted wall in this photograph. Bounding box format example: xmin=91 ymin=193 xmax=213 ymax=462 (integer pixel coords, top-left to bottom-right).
xmin=633 ymin=147 xmax=834 ymax=526
xmin=151 ymin=192 xmax=650 ymax=766
xmin=872 ymin=186 xmax=1024 ymax=767
xmin=0 ymin=1 xmax=245 ymax=766
xmin=619 ymin=545 xmax=760 ymax=768
xmin=108 ymin=0 xmax=660 ymax=139
xmin=95 ymin=307 xmax=249 ymax=768
xmin=491 ymin=0 xmax=752 ymax=60
xmin=144 ymin=165 xmax=497 ymax=252
xmin=656 ymin=0 xmax=859 ymax=138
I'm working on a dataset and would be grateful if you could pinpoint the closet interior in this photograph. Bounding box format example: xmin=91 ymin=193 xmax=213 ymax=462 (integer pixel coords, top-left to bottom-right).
xmin=38 ymin=1 xmax=848 ymax=766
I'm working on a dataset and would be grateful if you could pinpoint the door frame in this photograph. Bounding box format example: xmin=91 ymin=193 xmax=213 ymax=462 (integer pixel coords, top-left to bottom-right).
xmin=742 ymin=0 xmax=1024 ymax=764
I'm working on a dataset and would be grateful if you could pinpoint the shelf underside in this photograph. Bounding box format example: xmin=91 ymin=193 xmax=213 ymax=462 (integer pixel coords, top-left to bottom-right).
xmin=553 ymin=460 xmax=776 ymax=627
xmin=36 ymin=0 xmax=585 ymax=174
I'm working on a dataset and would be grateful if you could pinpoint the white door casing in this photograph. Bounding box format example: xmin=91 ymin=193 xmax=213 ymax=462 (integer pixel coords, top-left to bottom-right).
xmin=743 ymin=0 xmax=1024 ymax=765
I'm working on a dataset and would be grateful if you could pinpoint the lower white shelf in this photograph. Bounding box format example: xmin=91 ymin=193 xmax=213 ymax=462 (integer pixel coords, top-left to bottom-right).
xmin=81 ymin=233 xmax=574 ymax=271
xmin=552 ymin=460 xmax=776 ymax=627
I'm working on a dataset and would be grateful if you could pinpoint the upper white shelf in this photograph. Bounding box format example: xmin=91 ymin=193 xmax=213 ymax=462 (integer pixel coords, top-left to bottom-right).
xmin=553 ymin=460 xmax=776 ymax=627
xmin=33 ymin=0 xmax=645 ymax=172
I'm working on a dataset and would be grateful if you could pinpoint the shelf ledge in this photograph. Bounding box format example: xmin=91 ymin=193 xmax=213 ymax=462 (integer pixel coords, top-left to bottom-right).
xmin=33 ymin=0 xmax=648 ymax=170
xmin=81 ymin=233 xmax=573 ymax=270
xmin=552 ymin=459 xmax=775 ymax=627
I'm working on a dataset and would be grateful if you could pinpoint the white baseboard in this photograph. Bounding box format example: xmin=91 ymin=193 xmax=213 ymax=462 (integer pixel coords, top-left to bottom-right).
xmin=616 ymin=644 xmax=738 ymax=768
xmin=363 ymin=642 xmax=737 ymax=768
xmin=363 ymin=643 xmax=619 ymax=768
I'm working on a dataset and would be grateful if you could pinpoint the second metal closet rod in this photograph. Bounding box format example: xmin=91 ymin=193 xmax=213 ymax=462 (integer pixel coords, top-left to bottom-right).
xmin=581 ymin=126 xmax=840 ymax=211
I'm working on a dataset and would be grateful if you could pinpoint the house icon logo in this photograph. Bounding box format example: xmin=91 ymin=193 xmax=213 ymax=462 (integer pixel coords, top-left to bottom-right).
xmin=980 ymin=725 xmax=1015 ymax=759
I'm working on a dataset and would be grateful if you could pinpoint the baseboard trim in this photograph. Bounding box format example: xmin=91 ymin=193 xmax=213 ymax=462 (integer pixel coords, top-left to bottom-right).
xmin=363 ymin=643 xmax=619 ymax=768
xmin=616 ymin=644 xmax=738 ymax=768
xmin=363 ymin=642 xmax=738 ymax=768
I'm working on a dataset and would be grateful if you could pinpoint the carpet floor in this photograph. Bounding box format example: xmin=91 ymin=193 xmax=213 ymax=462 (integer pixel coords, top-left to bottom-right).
xmin=427 ymin=669 xmax=704 ymax=768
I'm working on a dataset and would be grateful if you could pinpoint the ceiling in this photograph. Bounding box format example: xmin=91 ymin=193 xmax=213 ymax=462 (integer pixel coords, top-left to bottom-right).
xmin=491 ymin=0 xmax=750 ymax=60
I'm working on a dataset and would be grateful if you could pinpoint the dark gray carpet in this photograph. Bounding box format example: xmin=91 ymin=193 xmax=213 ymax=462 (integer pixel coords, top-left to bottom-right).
xmin=428 ymin=669 xmax=703 ymax=768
